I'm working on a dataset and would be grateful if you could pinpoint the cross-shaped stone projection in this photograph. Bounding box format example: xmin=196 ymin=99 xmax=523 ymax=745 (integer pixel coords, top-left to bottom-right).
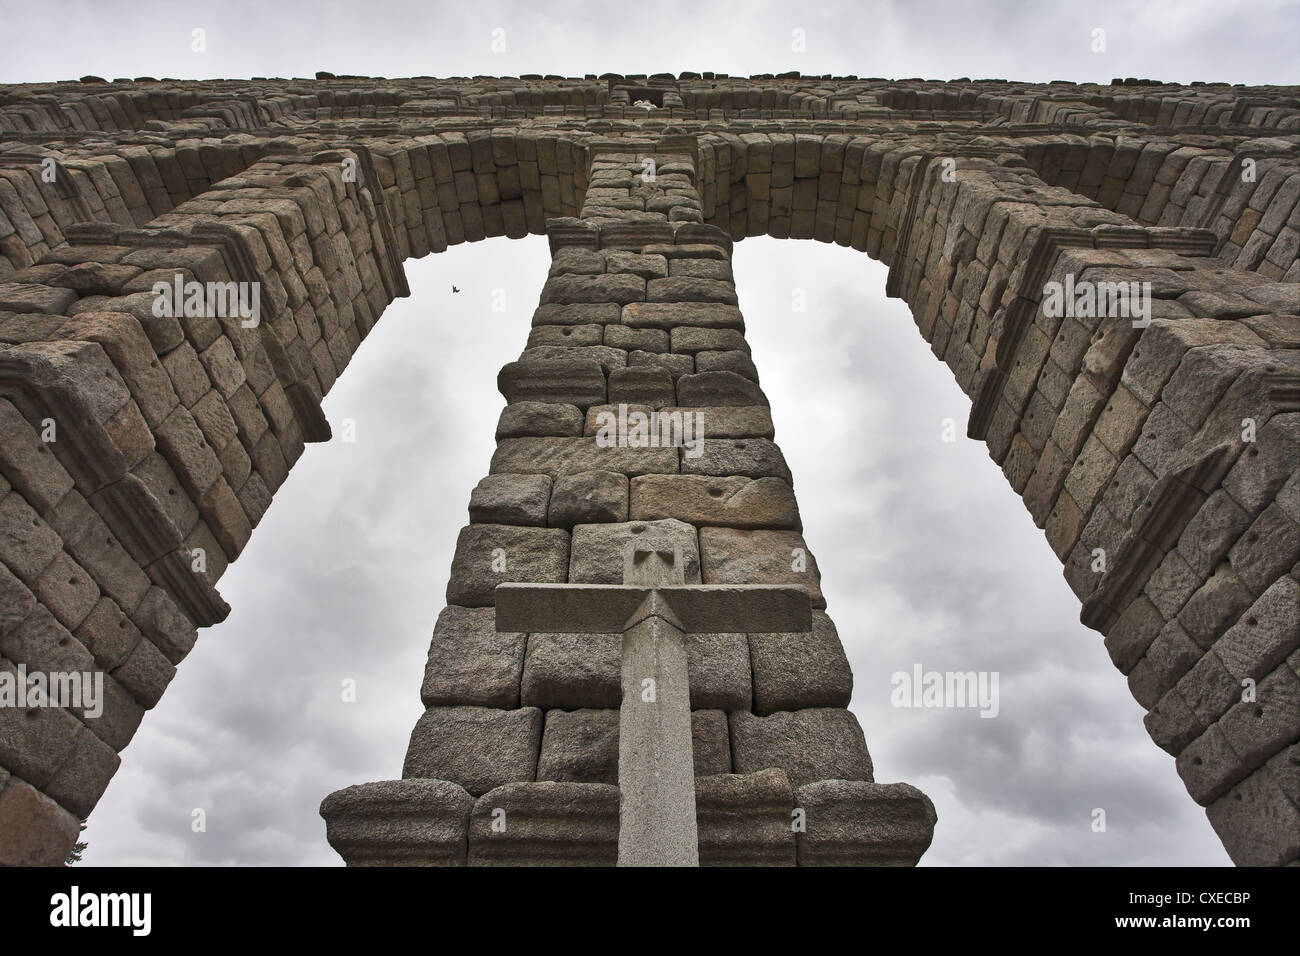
xmin=496 ymin=536 xmax=816 ymax=866
xmin=0 ymin=73 xmax=1295 ymax=867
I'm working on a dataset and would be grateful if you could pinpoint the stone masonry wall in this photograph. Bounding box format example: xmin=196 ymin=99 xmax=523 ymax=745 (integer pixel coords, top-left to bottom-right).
xmin=0 ymin=74 xmax=1295 ymax=865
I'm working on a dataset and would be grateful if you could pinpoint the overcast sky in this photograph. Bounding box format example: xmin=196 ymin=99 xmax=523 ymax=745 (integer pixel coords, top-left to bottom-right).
xmin=4 ymin=0 xmax=1291 ymax=866
xmin=1 ymin=0 xmax=1297 ymax=85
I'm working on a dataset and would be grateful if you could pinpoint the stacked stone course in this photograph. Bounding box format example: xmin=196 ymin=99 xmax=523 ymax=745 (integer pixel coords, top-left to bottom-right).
xmin=0 ymin=73 xmax=1294 ymax=865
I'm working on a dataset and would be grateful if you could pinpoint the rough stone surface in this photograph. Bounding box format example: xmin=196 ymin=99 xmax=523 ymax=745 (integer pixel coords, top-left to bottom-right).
xmin=548 ymin=470 xmax=628 ymax=527
xmin=630 ymin=475 xmax=800 ymax=530
xmin=468 ymin=781 xmax=619 ymax=866
xmin=402 ymin=706 xmax=543 ymax=796
xmin=420 ymin=605 xmax=526 ymax=708
xmin=699 ymin=527 xmax=825 ymax=608
xmin=320 ymin=779 xmax=474 ymax=866
xmin=520 ymin=631 xmax=622 ymax=709
xmin=795 ymin=780 xmax=938 ymax=866
xmin=749 ymin=611 xmax=853 ymax=714
xmin=0 ymin=777 xmax=81 ymax=866
xmin=468 ymin=473 xmax=552 ymax=526
xmin=570 ymin=518 xmax=701 ymax=584
xmin=696 ymin=769 xmax=796 ymax=866
xmin=730 ymin=708 xmax=874 ymax=789
xmin=1 ymin=73 xmax=1288 ymax=867
xmin=445 ymin=524 xmax=570 ymax=606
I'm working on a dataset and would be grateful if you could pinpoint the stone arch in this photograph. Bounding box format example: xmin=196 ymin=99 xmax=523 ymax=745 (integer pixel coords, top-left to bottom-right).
xmin=0 ymin=76 xmax=1295 ymax=866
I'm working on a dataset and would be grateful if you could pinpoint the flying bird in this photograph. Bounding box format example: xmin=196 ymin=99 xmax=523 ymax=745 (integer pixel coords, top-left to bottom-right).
xmin=451 ymin=285 xmax=460 ymax=293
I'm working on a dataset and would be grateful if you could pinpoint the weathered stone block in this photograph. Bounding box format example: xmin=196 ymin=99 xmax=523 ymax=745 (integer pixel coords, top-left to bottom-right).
xmin=520 ymin=632 xmax=621 ymax=709
xmin=320 ymin=779 xmax=473 ymax=866
xmin=526 ymin=324 xmax=604 ymax=349
xmin=421 ymin=605 xmax=526 ymax=709
xmin=696 ymin=769 xmax=796 ymax=866
xmin=730 ymin=708 xmax=872 ymax=789
xmin=468 ymin=473 xmax=551 ymax=526
xmin=536 ymin=708 xmax=619 ymax=785
xmin=445 ymin=524 xmax=569 ymax=607
xmin=402 ymin=705 xmax=543 ymax=796
xmin=1176 ymin=723 xmax=1246 ymax=805
xmin=0 ymin=492 xmax=61 ymax=585
xmin=497 ymin=358 xmax=606 ymax=408
xmin=749 ymin=611 xmax=853 ymax=715
xmin=570 ymin=518 xmax=700 ymax=584
xmin=40 ymin=723 xmax=120 ymax=818
xmin=699 ymin=527 xmax=824 ymax=608
xmin=687 ymin=632 xmax=752 ymax=711
xmin=628 ymin=348 xmax=693 ymax=380
xmin=795 ymin=780 xmax=937 ymax=866
xmin=695 ymin=349 xmax=760 ymax=383
xmin=0 ymin=776 xmax=80 ymax=866
xmin=630 ymin=474 xmax=800 ymax=530
xmin=607 ymin=366 xmax=675 ymax=408
xmin=1228 ymin=503 xmax=1300 ymax=597
xmin=491 ymin=437 xmax=679 ymax=478
xmin=670 ymin=326 xmax=749 ymax=354
xmin=1213 ymin=575 xmax=1300 ymax=683
xmin=623 ymin=302 xmax=744 ymax=330
xmin=468 ymin=781 xmax=618 ymax=866
xmin=1207 ymin=767 xmax=1300 ymax=866
xmin=683 ymin=437 xmax=791 ymax=482
xmin=547 ymin=470 xmax=628 ymax=527
xmin=692 ymin=709 xmax=732 ymax=776
xmin=494 ymin=401 xmax=584 ymax=439
xmin=1217 ymin=664 xmax=1299 ymax=770
xmin=676 ymin=370 xmax=768 ymax=407
xmin=604 ymin=325 xmax=669 ymax=353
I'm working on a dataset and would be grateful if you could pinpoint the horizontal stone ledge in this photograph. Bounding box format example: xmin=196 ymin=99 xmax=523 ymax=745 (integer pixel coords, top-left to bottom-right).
xmin=794 ymin=780 xmax=938 ymax=867
xmin=319 ymin=778 xmax=473 ymax=867
xmin=494 ymin=582 xmax=812 ymax=634
xmin=469 ymin=781 xmax=619 ymax=866
xmin=696 ymin=769 xmax=797 ymax=867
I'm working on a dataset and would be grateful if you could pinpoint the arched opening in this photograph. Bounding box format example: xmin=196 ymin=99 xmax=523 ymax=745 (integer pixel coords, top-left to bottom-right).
xmin=1 ymin=117 xmax=1293 ymax=866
